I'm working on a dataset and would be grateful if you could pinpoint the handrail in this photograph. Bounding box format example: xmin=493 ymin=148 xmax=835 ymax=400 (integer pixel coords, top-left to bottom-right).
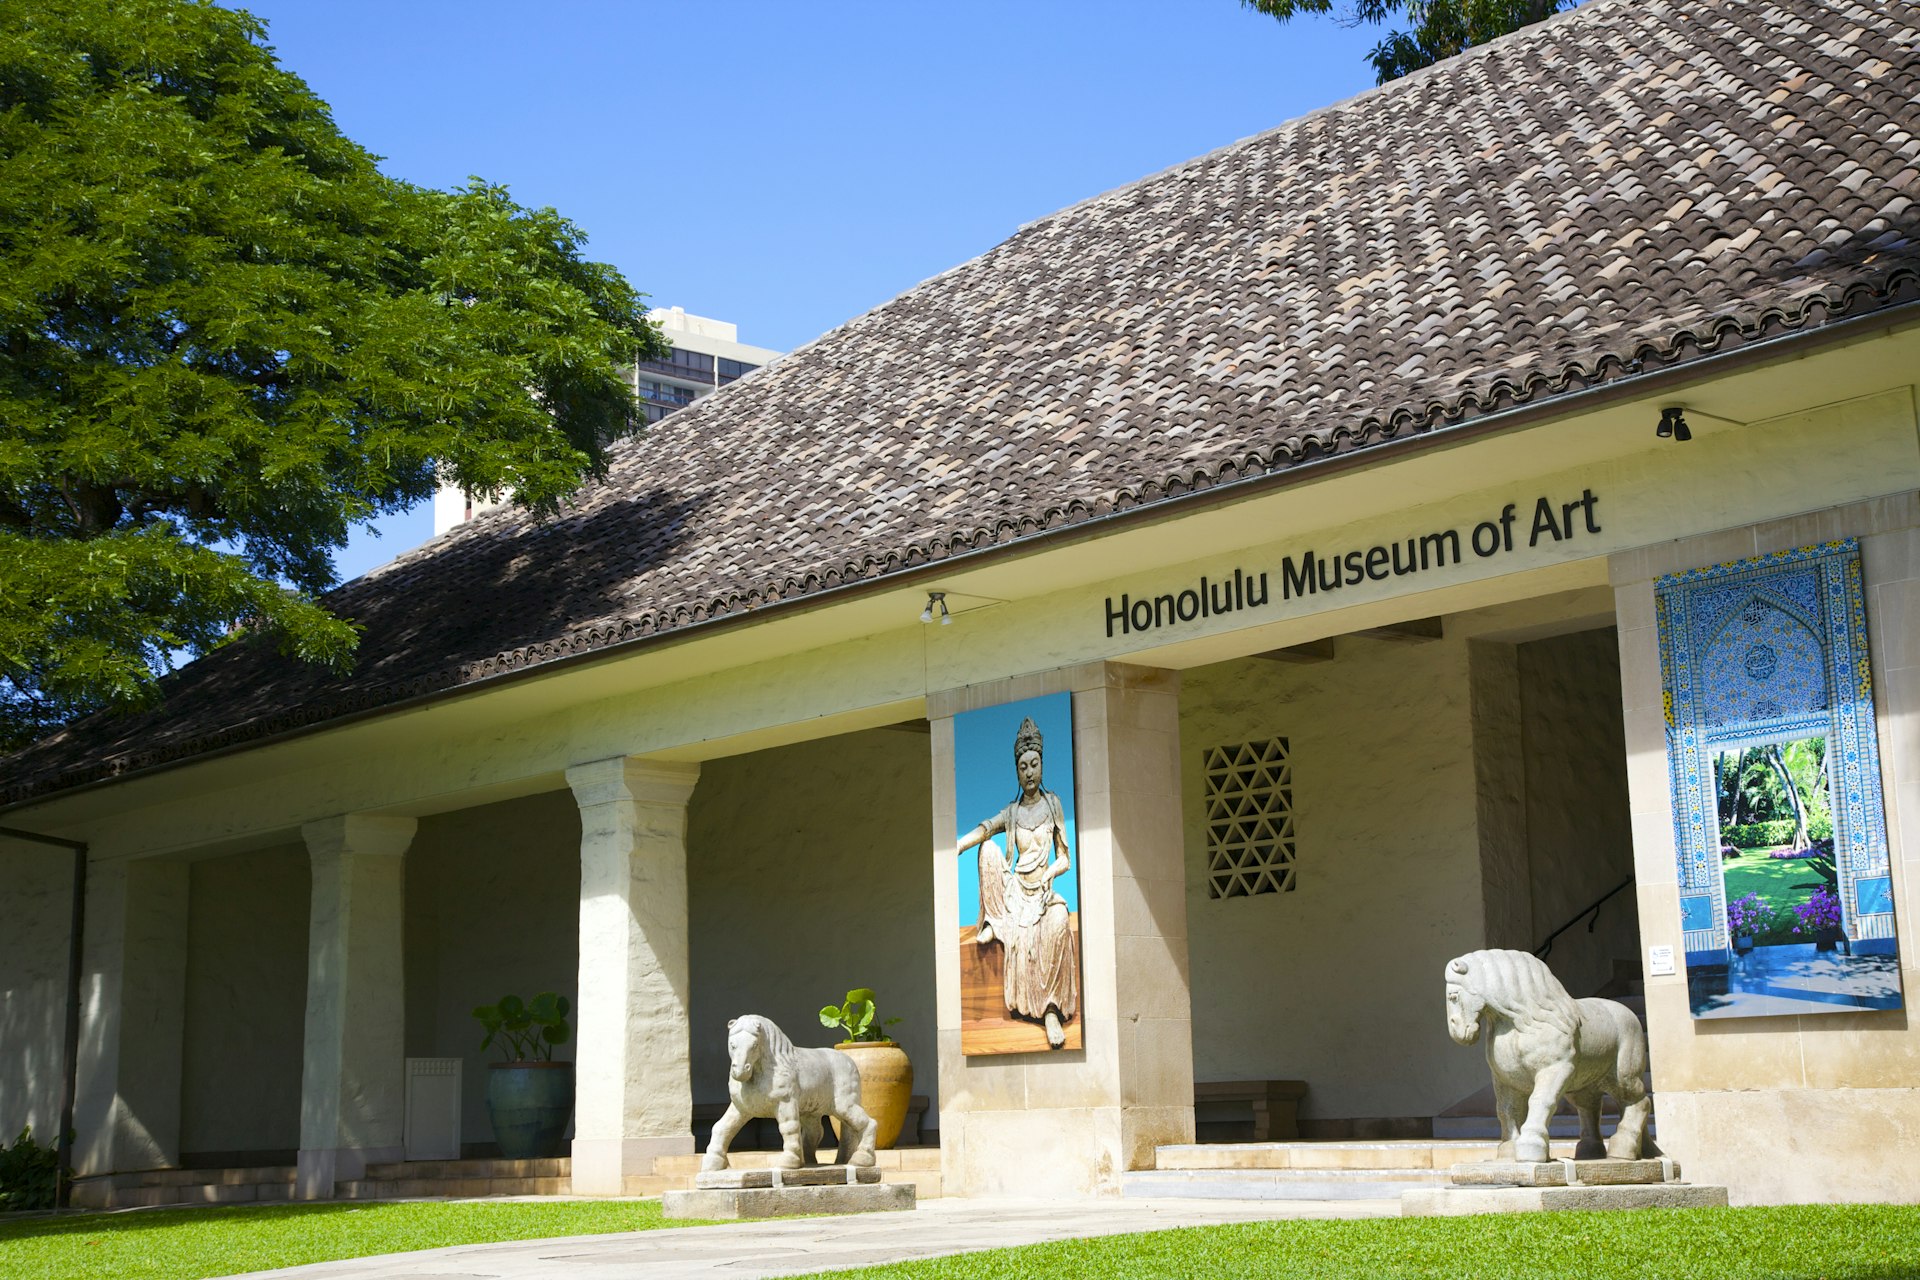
xmin=1533 ymin=875 xmax=1635 ymax=959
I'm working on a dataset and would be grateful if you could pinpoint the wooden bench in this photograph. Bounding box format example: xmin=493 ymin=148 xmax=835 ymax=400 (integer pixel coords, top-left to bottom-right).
xmin=1193 ymin=1079 xmax=1307 ymax=1142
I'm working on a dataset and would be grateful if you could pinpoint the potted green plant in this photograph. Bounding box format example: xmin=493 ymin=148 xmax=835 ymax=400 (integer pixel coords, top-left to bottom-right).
xmin=473 ymin=992 xmax=574 ymax=1160
xmin=820 ymin=987 xmax=913 ymax=1150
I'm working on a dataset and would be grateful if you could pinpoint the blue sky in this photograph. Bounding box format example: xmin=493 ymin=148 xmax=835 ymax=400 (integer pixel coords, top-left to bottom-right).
xmin=230 ymin=2 xmax=1382 ymax=581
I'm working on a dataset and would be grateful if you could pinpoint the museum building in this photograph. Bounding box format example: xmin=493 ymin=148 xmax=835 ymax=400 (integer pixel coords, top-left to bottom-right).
xmin=2 ymin=0 xmax=1917 ymax=1209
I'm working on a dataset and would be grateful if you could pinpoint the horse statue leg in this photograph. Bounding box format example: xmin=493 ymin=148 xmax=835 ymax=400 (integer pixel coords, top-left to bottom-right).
xmin=1515 ymin=1060 xmax=1573 ymax=1163
xmin=773 ymin=1097 xmax=808 ymax=1169
xmin=1568 ymin=1087 xmax=1607 ymax=1160
xmin=1492 ymin=1075 xmax=1523 ymax=1160
xmin=838 ymin=1100 xmax=878 ymax=1167
xmin=1610 ymin=1088 xmax=1659 ymax=1159
xmin=801 ymin=1112 xmax=821 ymax=1166
xmin=702 ymin=1102 xmax=747 ymax=1172
xmin=1604 ymin=1001 xmax=1658 ymax=1159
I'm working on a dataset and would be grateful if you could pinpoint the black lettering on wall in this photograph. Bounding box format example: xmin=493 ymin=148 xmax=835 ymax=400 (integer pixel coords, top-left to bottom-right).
xmin=1529 ymin=496 xmax=1563 ymax=547
xmin=1420 ymin=530 xmax=1461 ymax=570
xmin=1283 ymin=553 xmax=1315 ymax=600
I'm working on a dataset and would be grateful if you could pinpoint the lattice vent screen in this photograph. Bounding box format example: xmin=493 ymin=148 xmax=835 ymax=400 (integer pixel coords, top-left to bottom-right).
xmin=1203 ymin=737 xmax=1295 ymax=899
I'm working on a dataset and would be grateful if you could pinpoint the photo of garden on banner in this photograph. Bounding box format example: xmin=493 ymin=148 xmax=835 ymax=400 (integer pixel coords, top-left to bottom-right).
xmin=1656 ymin=540 xmax=1905 ymax=1020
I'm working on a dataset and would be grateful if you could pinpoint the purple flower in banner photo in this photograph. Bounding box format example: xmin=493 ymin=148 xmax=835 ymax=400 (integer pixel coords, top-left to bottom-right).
xmin=1792 ymin=887 xmax=1844 ymax=935
xmin=1727 ymin=893 xmax=1775 ymax=938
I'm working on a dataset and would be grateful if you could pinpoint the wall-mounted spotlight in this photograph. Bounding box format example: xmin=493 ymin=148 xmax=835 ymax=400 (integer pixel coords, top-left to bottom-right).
xmin=921 ymin=591 xmax=952 ymax=625
xmin=1656 ymin=407 xmax=1692 ymax=442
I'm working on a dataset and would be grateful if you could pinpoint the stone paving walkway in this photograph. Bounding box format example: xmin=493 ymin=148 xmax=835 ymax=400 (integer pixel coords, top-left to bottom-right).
xmin=231 ymin=1196 xmax=1400 ymax=1280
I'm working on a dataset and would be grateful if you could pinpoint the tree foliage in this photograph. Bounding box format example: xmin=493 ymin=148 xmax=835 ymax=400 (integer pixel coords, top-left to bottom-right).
xmin=1715 ymin=739 xmax=1832 ymax=849
xmin=0 ymin=0 xmax=663 ymax=747
xmin=1242 ymin=0 xmax=1573 ymax=83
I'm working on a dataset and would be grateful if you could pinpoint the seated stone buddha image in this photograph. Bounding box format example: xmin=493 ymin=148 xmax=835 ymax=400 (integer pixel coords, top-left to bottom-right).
xmin=954 ymin=716 xmax=1081 ymax=1048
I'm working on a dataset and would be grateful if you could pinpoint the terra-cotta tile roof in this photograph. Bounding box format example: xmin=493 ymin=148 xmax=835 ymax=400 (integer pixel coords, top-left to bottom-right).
xmin=6 ymin=0 xmax=1919 ymax=803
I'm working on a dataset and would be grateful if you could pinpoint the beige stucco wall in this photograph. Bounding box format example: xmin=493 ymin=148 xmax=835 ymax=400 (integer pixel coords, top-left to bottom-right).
xmin=929 ymin=664 xmax=1195 ymax=1198
xmin=1615 ymin=490 xmax=1920 ymax=1205
xmin=0 ymin=845 xmax=75 ymax=1143
xmin=178 ymin=844 xmax=310 ymax=1157
xmin=685 ymin=727 xmax=937 ymax=1117
xmin=1519 ymin=628 xmax=1636 ymax=1000
xmin=403 ymin=790 xmax=582 ymax=1148
xmin=1180 ymin=594 xmax=1631 ymax=1123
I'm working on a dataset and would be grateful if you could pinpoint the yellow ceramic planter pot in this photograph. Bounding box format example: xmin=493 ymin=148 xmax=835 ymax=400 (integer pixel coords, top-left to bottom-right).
xmin=834 ymin=1040 xmax=914 ymax=1149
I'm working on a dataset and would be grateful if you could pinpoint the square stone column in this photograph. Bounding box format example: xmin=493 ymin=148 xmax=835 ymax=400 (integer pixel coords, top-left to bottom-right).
xmin=567 ymin=757 xmax=700 ymax=1196
xmin=72 ymin=857 xmax=189 ymax=1176
xmin=297 ymin=815 xmax=414 ymax=1199
xmin=929 ymin=663 xmax=1194 ymax=1198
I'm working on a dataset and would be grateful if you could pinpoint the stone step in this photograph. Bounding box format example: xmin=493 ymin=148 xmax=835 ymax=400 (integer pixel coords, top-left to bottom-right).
xmin=361 ymin=1157 xmax=569 ymax=1180
xmin=137 ymin=1165 xmax=296 ymax=1188
xmin=1154 ymin=1140 xmax=1524 ymax=1172
xmin=337 ymin=1175 xmax=572 ymax=1199
xmin=623 ymin=1174 xmax=675 ymax=1197
xmin=1123 ymin=1167 xmax=1449 ymax=1200
xmin=70 ymin=1173 xmax=297 ymax=1210
xmin=1432 ymin=1114 xmax=1660 ymax=1140
xmin=654 ymin=1146 xmax=943 ymax=1175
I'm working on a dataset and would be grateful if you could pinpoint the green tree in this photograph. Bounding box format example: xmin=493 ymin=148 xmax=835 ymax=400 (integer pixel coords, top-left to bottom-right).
xmin=0 ymin=0 xmax=663 ymax=747
xmin=1242 ymin=0 xmax=1574 ymax=83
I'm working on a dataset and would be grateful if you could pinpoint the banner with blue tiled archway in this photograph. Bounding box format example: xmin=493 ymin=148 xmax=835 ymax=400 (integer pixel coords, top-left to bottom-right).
xmin=1655 ymin=539 xmax=1904 ymax=1019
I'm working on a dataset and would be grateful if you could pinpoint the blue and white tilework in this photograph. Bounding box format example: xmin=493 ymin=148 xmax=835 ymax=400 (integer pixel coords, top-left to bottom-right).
xmin=1654 ymin=540 xmax=1896 ymax=955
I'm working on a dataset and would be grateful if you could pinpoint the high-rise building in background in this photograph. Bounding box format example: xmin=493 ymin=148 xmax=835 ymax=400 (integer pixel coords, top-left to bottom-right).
xmin=433 ymin=307 xmax=782 ymax=534
xmin=630 ymin=307 xmax=782 ymax=426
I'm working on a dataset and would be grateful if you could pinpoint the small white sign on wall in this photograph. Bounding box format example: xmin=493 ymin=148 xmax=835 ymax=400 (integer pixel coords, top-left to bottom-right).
xmin=1647 ymin=944 xmax=1676 ymax=978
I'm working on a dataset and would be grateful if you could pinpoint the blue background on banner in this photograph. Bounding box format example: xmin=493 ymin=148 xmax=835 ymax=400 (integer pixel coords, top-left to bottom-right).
xmin=954 ymin=690 xmax=1080 ymax=927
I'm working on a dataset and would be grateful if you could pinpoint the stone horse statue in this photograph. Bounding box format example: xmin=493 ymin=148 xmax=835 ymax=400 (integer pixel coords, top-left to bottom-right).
xmin=1444 ymin=949 xmax=1658 ymax=1163
xmin=700 ymin=1014 xmax=878 ymax=1171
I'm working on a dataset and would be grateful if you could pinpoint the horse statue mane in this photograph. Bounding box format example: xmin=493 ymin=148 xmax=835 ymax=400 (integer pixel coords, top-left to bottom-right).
xmin=1445 ymin=949 xmax=1581 ymax=1045
xmin=734 ymin=1013 xmax=799 ymax=1094
xmin=1443 ymin=948 xmax=1656 ymax=1164
xmin=702 ymin=1013 xmax=877 ymax=1172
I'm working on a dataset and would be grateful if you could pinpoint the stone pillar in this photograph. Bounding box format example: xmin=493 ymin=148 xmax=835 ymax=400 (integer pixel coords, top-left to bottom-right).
xmin=297 ymin=815 xmax=414 ymax=1199
xmin=72 ymin=857 xmax=190 ymax=1176
xmin=567 ymin=757 xmax=700 ymax=1196
xmin=929 ymin=662 xmax=1194 ymax=1198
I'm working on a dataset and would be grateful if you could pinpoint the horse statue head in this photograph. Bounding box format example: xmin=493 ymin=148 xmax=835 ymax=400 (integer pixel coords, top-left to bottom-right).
xmin=726 ymin=1013 xmax=791 ymax=1084
xmin=1444 ymin=949 xmax=1580 ymax=1046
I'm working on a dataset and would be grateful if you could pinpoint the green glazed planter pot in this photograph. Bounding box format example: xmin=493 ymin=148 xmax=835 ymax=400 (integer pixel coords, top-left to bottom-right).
xmin=486 ymin=1061 xmax=575 ymax=1160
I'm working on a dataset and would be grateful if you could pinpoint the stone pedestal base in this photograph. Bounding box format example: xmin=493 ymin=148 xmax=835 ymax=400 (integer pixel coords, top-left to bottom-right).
xmin=1402 ymin=1158 xmax=1727 ymax=1216
xmin=1448 ymin=1158 xmax=1681 ymax=1188
xmin=1401 ymin=1182 xmax=1730 ymax=1215
xmin=664 ymin=1165 xmax=916 ymax=1219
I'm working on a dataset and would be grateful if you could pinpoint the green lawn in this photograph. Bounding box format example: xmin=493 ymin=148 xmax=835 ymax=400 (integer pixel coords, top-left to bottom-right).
xmin=0 ymin=1199 xmax=695 ymax=1280
xmin=1721 ymin=849 xmax=1827 ymax=943
xmin=804 ymin=1205 xmax=1920 ymax=1280
xmin=7 ymin=1200 xmax=1915 ymax=1280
